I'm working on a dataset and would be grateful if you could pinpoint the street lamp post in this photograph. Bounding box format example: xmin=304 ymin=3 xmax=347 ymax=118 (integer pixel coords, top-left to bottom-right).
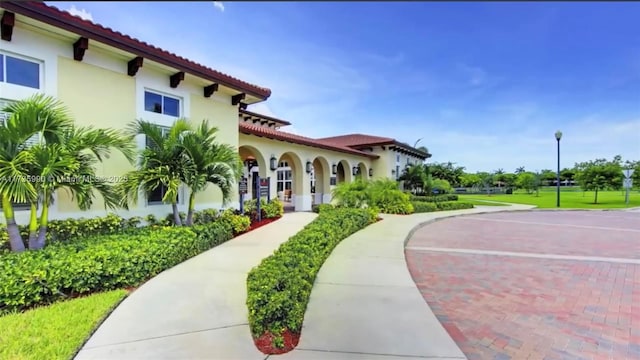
xmin=555 ymin=130 xmax=562 ymax=207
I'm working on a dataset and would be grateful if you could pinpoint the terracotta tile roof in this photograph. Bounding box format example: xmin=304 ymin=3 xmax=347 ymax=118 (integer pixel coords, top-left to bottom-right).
xmin=1 ymin=1 xmax=271 ymax=100
xmin=317 ymin=133 xmax=395 ymax=147
xmin=239 ymin=123 xmax=378 ymax=159
xmin=317 ymin=133 xmax=431 ymax=159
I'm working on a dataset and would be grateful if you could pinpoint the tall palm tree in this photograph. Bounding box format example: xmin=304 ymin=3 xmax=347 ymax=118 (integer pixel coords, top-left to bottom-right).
xmin=119 ymin=119 xmax=192 ymax=226
xmin=180 ymin=120 xmax=242 ymax=226
xmin=0 ymin=94 xmax=74 ymax=252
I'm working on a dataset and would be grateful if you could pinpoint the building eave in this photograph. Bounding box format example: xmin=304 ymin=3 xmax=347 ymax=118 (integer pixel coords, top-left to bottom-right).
xmin=0 ymin=2 xmax=271 ymax=102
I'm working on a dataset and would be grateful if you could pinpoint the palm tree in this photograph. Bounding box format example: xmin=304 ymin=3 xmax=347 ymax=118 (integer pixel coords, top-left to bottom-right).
xmin=119 ymin=119 xmax=192 ymax=226
xmin=27 ymin=126 xmax=135 ymax=249
xmin=180 ymin=120 xmax=242 ymax=226
xmin=399 ymin=164 xmax=427 ymax=193
xmin=0 ymin=94 xmax=74 ymax=252
xmin=515 ymin=166 xmax=526 ymax=174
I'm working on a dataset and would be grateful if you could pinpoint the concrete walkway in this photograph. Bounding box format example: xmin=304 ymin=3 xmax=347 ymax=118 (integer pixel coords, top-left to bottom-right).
xmin=74 ymin=212 xmax=317 ymax=360
xmin=280 ymin=204 xmax=534 ymax=360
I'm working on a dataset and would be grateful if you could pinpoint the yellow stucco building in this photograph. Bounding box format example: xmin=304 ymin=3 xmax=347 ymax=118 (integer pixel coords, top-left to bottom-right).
xmin=0 ymin=1 xmax=429 ymax=220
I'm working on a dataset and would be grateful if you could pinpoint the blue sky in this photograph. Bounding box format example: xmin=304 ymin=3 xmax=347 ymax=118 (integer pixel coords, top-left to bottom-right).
xmin=53 ymin=1 xmax=639 ymax=173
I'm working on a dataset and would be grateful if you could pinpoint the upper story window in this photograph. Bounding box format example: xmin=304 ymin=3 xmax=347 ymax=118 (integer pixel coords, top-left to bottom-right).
xmin=144 ymin=90 xmax=180 ymax=117
xmin=0 ymin=53 xmax=41 ymax=89
xmin=396 ymin=155 xmax=400 ymax=162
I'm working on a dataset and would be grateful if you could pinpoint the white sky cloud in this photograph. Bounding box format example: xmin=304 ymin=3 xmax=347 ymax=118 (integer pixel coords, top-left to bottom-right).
xmin=213 ymin=2 xmax=225 ymax=12
xmin=67 ymin=5 xmax=93 ymax=21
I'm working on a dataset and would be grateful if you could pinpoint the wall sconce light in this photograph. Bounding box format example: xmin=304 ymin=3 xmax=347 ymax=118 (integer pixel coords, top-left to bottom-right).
xmin=352 ymin=166 xmax=358 ymax=176
xmin=332 ymin=163 xmax=337 ymax=175
xmin=306 ymin=160 xmax=313 ymax=174
xmin=391 ymin=169 xmax=396 ymax=175
xmin=369 ymin=168 xmax=373 ymax=177
xmin=269 ymin=155 xmax=277 ymax=171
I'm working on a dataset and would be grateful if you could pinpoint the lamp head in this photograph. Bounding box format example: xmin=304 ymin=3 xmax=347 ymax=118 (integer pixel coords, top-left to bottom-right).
xmin=555 ymin=130 xmax=562 ymax=141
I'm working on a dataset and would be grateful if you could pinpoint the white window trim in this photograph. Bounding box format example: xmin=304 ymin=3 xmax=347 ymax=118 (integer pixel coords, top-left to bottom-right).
xmin=143 ymin=88 xmax=182 ymax=118
xmin=0 ymin=51 xmax=44 ymax=91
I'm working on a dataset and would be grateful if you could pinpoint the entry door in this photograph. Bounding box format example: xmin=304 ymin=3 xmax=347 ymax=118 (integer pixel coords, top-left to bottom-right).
xmin=252 ymin=172 xmax=259 ymax=199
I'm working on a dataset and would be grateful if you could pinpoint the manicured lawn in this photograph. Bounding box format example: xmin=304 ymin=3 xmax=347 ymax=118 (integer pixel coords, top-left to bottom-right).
xmin=460 ymin=189 xmax=640 ymax=209
xmin=0 ymin=290 xmax=127 ymax=360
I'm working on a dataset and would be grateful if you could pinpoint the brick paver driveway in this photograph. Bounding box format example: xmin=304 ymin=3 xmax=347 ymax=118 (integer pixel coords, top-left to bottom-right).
xmin=405 ymin=210 xmax=640 ymax=360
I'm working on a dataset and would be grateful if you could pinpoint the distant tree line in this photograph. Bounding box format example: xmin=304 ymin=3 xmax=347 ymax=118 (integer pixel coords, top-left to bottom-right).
xmin=398 ymin=155 xmax=639 ymax=204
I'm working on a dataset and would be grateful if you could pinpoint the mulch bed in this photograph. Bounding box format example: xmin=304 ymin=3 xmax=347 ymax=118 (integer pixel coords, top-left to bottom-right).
xmin=253 ymin=329 xmax=300 ymax=354
xmin=245 ymin=216 xmax=281 ymax=233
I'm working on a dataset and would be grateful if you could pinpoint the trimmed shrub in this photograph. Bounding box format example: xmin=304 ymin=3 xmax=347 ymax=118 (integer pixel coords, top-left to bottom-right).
xmin=436 ymin=201 xmax=474 ymax=211
xmin=332 ymin=179 xmax=413 ymax=214
xmin=367 ymin=179 xmax=414 ymax=214
xmin=192 ymin=209 xmax=219 ymax=225
xmin=0 ymin=221 xmax=233 ymax=314
xmin=411 ymin=201 xmax=438 ymax=213
xmin=219 ymin=209 xmax=251 ymax=235
xmin=312 ymin=203 xmax=335 ymax=214
xmin=410 ymin=194 xmax=459 ymax=202
xmin=263 ymin=199 xmax=284 ymax=219
xmin=244 ymin=198 xmax=284 ymax=219
xmin=411 ymin=201 xmax=474 ymax=213
xmin=246 ymin=207 xmax=376 ymax=348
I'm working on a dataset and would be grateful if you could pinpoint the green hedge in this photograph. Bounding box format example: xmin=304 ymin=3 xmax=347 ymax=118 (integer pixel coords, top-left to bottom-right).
xmin=410 ymin=194 xmax=459 ymax=202
xmin=0 ymin=221 xmax=233 ymax=314
xmin=0 ymin=214 xmax=142 ymax=252
xmin=411 ymin=201 xmax=474 ymax=213
xmin=311 ymin=203 xmax=336 ymax=214
xmin=246 ymin=207 xmax=376 ymax=348
xmin=0 ymin=207 xmax=251 ymax=252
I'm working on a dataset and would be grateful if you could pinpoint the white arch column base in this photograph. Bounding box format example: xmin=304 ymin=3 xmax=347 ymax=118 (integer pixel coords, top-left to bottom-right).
xmin=322 ymin=193 xmax=332 ymax=204
xmin=294 ymin=194 xmax=313 ymax=211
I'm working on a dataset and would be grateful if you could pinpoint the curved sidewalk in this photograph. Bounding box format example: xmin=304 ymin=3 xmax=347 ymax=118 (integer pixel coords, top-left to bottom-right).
xmin=74 ymin=212 xmax=317 ymax=360
xmin=280 ymin=204 xmax=534 ymax=360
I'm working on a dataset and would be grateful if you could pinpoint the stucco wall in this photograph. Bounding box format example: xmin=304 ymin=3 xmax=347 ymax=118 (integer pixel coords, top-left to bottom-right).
xmin=55 ymin=56 xmax=137 ymax=214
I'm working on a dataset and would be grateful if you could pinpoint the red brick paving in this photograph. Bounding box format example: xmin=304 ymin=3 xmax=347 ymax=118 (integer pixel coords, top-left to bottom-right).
xmin=409 ymin=211 xmax=640 ymax=259
xmin=405 ymin=211 xmax=640 ymax=360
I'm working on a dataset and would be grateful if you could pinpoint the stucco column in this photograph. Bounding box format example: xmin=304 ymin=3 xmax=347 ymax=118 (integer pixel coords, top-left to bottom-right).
xmin=269 ymin=172 xmax=278 ymax=202
xmin=294 ymin=172 xmax=313 ymax=211
xmin=322 ymin=193 xmax=332 ymax=204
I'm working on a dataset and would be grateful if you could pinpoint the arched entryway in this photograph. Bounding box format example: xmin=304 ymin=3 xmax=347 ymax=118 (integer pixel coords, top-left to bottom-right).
xmin=312 ymin=156 xmax=331 ymax=204
xmin=276 ymin=152 xmax=310 ymax=211
xmin=355 ymin=162 xmax=369 ymax=181
xmin=335 ymin=160 xmax=352 ymax=184
xmin=239 ymin=145 xmax=267 ymax=200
